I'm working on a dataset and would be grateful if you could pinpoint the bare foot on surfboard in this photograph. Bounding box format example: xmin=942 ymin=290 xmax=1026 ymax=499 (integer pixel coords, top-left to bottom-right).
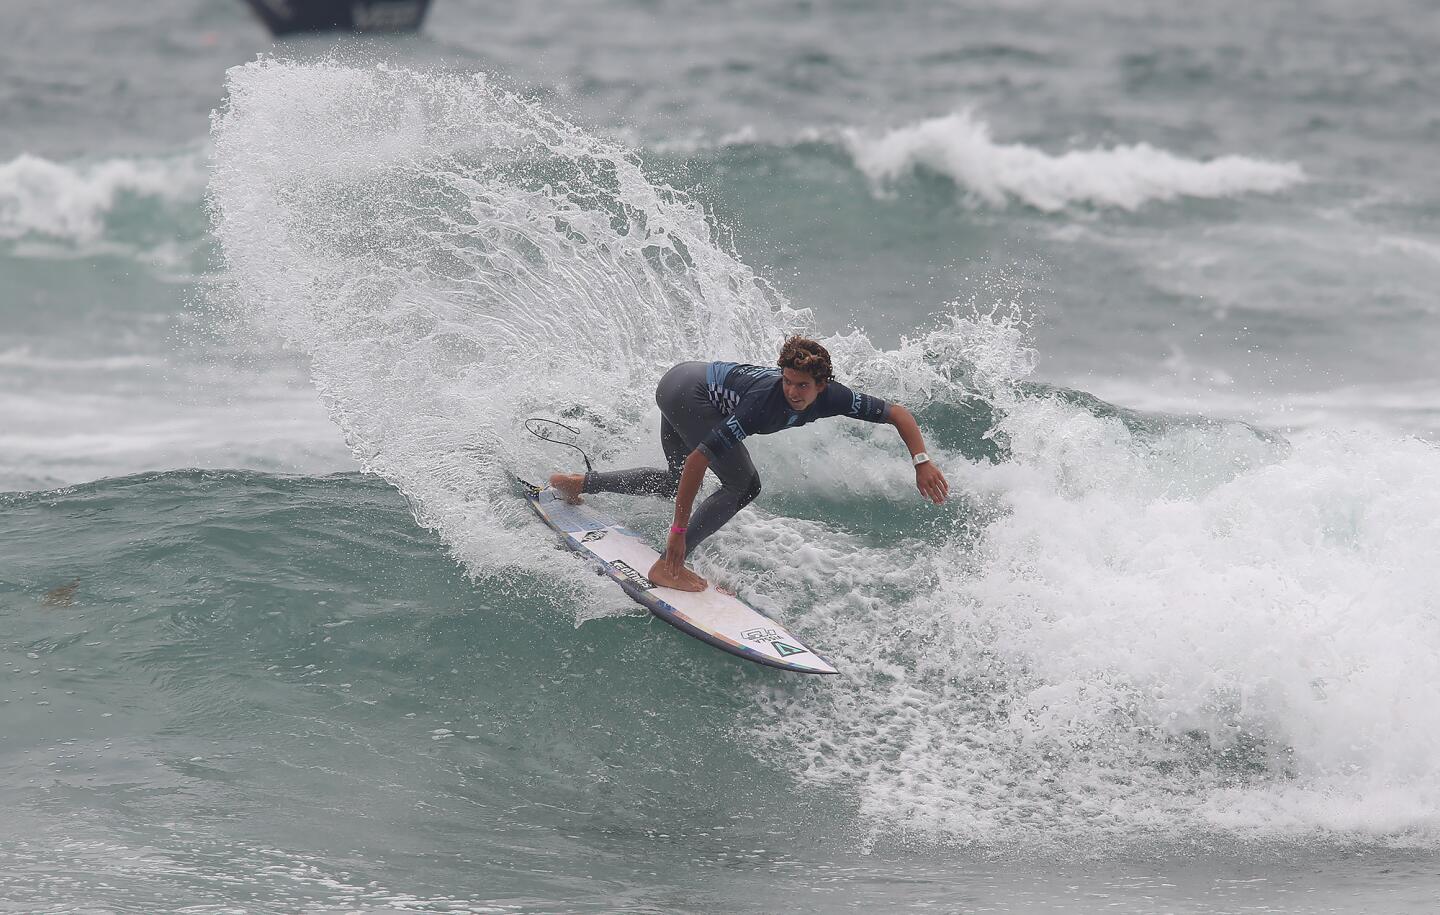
xmin=648 ymin=558 xmax=708 ymax=592
xmin=548 ymin=472 xmax=585 ymax=504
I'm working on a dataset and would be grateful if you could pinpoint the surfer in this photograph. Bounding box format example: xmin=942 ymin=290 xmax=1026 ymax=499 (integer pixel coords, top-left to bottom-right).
xmin=549 ymin=336 xmax=949 ymax=591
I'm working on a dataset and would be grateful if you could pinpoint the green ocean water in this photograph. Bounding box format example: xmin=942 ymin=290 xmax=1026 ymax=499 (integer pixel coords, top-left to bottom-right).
xmin=4 ymin=1 xmax=1440 ymax=912
xmin=6 ymin=467 xmax=1440 ymax=912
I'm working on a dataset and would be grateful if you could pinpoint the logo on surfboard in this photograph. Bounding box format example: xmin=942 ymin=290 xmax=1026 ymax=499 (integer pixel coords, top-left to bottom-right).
xmin=771 ymin=641 xmax=807 ymax=657
xmin=609 ymin=560 xmax=655 ymax=591
xmin=580 ymin=530 xmax=607 ymax=542
xmin=741 ymin=627 xmax=781 ymax=642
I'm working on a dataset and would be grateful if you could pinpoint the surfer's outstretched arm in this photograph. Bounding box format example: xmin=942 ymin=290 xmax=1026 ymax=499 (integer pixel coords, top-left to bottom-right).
xmin=887 ymin=405 xmax=949 ymax=505
xmin=649 ymin=449 xmax=710 ymax=592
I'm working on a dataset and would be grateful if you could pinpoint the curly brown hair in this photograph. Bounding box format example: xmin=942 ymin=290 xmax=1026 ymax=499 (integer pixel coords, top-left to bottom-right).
xmin=777 ymin=336 xmax=834 ymax=384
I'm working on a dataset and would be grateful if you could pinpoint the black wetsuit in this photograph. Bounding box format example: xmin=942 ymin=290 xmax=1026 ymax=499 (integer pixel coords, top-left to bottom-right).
xmin=582 ymin=361 xmax=890 ymax=553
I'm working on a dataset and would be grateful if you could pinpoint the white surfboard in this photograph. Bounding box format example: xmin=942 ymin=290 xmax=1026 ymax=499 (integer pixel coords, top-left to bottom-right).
xmin=522 ymin=481 xmax=838 ymax=675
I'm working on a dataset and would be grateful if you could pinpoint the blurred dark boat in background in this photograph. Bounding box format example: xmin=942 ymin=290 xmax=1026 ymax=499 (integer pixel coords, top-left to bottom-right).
xmin=242 ymin=0 xmax=433 ymax=35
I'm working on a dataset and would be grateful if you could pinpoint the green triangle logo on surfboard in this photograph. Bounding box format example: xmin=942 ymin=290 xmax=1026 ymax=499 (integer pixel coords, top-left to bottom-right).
xmin=771 ymin=641 xmax=807 ymax=657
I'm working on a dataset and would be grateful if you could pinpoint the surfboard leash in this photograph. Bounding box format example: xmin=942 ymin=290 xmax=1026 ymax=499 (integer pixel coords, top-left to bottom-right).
xmin=523 ymin=417 xmax=595 ymax=474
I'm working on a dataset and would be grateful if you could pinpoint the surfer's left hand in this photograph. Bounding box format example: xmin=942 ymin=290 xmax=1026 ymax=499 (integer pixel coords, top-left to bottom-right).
xmin=916 ymin=462 xmax=948 ymax=504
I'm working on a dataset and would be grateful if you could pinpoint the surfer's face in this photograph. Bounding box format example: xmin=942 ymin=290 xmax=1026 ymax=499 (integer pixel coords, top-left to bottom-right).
xmin=781 ymin=368 xmax=826 ymax=411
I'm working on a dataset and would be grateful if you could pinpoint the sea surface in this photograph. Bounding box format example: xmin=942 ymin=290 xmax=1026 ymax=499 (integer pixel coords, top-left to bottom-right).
xmin=3 ymin=1 xmax=1440 ymax=912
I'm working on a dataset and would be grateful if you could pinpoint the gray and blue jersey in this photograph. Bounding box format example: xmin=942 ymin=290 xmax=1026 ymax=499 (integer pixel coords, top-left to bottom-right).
xmin=698 ymin=361 xmax=890 ymax=461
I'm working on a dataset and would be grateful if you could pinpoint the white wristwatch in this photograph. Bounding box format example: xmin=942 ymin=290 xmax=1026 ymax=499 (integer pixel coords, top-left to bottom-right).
xmin=911 ymin=452 xmax=931 ymax=466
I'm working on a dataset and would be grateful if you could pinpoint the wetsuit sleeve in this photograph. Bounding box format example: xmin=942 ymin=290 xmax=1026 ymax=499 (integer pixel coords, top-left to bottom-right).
xmin=817 ymin=381 xmax=890 ymax=423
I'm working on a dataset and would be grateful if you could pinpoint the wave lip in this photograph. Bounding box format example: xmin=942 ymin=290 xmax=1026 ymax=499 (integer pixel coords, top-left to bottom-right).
xmin=839 ymin=111 xmax=1306 ymax=212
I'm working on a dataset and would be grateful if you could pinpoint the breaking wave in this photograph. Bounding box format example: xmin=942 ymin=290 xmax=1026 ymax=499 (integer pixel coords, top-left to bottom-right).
xmin=207 ymin=60 xmax=1440 ymax=851
xmin=0 ymin=150 xmax=207 ymax=244
xmin=838 ymin=111 xmax=1306 ymax=211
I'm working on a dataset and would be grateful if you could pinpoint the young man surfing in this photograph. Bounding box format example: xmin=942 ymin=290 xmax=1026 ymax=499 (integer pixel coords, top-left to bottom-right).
xmin=549 ymin=336 xmax=948 ymax=591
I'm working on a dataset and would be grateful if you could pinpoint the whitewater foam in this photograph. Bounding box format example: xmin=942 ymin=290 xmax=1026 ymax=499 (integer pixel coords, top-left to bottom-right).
xmin=0 ymin=355 xmax=352 ymax=492
xmin=751 ymin=314 xmax=1440 ymax=848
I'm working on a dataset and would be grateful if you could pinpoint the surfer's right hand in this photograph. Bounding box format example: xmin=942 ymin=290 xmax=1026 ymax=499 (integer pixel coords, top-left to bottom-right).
xmin=664 ymin=528 xmax=687 ymax=562
xmin=916 ymin=461 xmax=949 ymax=505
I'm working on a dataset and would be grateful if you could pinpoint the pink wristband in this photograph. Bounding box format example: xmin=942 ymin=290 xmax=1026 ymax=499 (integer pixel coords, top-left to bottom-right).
xmin=670 ymin=525 xmax=687 ymax=534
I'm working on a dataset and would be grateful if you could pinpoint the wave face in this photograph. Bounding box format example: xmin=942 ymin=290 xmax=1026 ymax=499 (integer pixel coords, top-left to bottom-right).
xmin=199 ymin=61 xmax=1440 ymax=855
xmin=0 ymin=469 xmax=811 ymax=910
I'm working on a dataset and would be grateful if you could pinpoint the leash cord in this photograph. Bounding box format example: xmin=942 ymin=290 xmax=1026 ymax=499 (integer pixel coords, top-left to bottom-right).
xmin=523 ymin=418 xmax=594 ymax=474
